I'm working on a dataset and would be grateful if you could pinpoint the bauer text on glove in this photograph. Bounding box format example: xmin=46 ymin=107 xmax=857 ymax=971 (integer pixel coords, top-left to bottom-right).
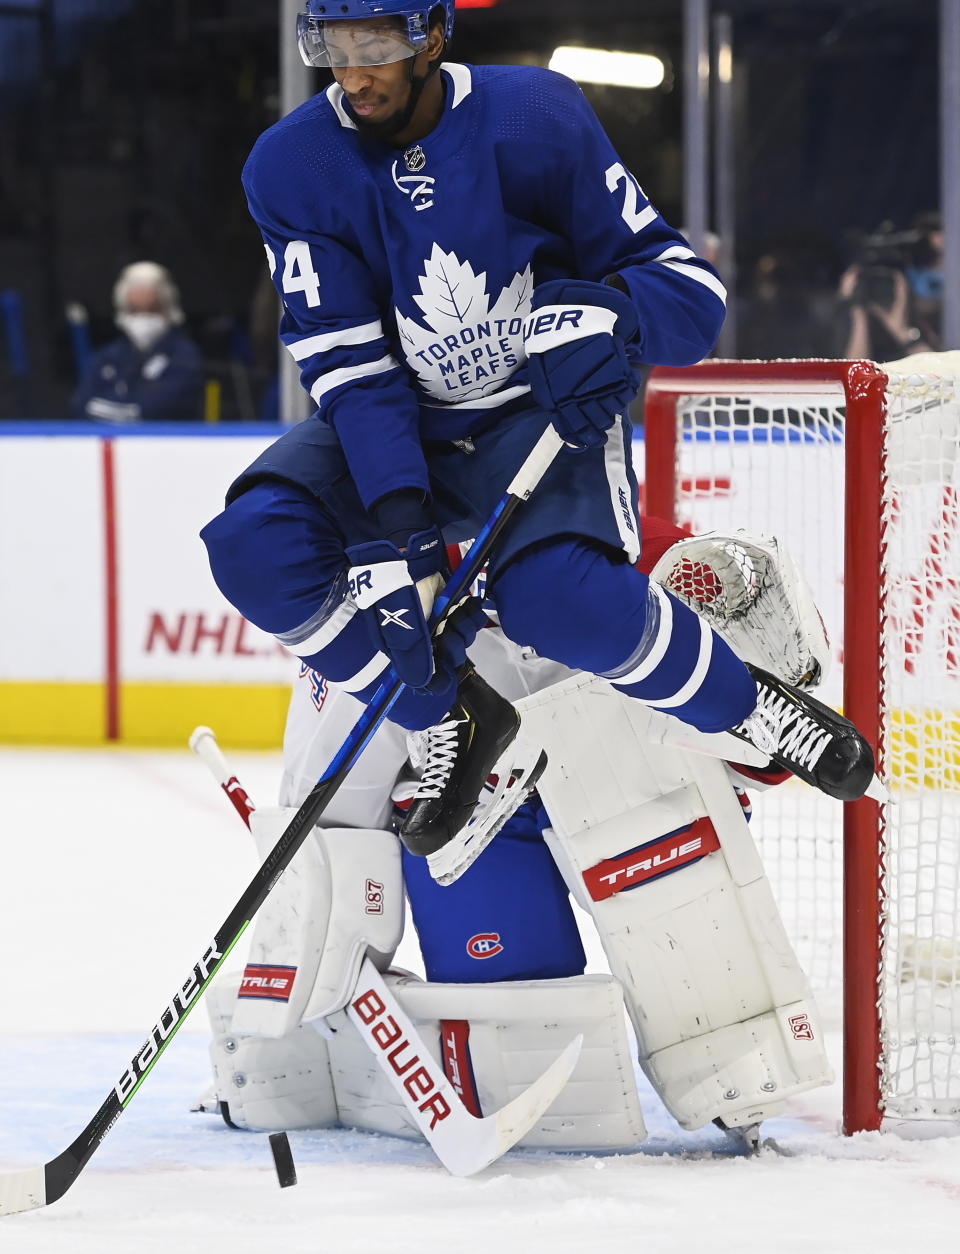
xmin=524 ymin=278 xmax=641 ymax=451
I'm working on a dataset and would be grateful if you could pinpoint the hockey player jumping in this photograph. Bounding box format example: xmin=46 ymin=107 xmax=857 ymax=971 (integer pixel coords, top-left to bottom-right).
xmin=200 ymin=0 xmax=877 ymax=881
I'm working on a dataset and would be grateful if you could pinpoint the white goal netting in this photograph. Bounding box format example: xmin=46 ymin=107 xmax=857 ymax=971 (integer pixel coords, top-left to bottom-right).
xmin=644 ymin=354 xmax=960 ymax=1127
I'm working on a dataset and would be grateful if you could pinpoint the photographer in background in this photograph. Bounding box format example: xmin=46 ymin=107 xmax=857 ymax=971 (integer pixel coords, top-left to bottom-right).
xmin=71 ymin=262 xmax=204 ymax=424
xmin=837 ymin=216 xmax=942 ymax=361
xmin=905 ymin=211 xmax=944 ymax=350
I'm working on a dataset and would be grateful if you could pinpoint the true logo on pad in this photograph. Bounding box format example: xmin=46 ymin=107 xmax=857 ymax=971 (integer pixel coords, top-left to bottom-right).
xmin=583 ymin=817 xmax=720 ymax=901
xmin=238 ymin=964 xmax=297 ymax=1001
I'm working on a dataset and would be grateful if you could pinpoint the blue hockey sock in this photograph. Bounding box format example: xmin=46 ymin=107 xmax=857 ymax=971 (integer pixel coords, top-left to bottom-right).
xmin=403 ymin=799 xmax=585 ymax=982
xmin=493 ymin=539 xmax=757 ymax=733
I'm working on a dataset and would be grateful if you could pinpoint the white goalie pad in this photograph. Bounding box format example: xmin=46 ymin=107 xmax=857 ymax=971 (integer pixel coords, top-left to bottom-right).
xmin=205 ymin=970 xmax=645 ymax=1149
xmin=206 ymin=972 xmax=337 ymax=1132
xmin=518 ymin=676 xmax=834 ymax=1131
xmin=328 ymin=972 xmax=646 ymax=1151
xmin=230 ymin=807 xmax=404 ymax=1037
xmin=650 ymin=529 xmax=831 ymax=689
xmin=280 ymin=667 xmax=409 ymax=822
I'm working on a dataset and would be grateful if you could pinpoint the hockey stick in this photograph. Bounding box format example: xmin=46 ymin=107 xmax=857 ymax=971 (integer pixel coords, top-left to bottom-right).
xmin=189 ymin=725 xmax=581 ymax=1176
xmin=0 ymin=424 xmax=566 ymax=1217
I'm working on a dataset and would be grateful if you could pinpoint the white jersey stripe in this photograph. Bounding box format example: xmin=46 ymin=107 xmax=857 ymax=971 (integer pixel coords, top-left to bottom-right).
xmin=422 ymin=383 xmax=531 ymax=411
xmin=444 ymin=63 xmax=474 ymax=109
xmin=648 ymin=615 xmax=714 ymax=708
xmin=309 ymin=354 xmax=399 ymax=403
xmin=326 ymin=82 xmax=358 ymax=130
xmin=85 ymin=398 xmax=140 ymax=422
xmin=650 ymin=245 xmax=697 ymax=263
xmin=287 ymin=321 xmax=383 ymax=361
xmin=659 ymin=259 xmax=728 ymax=305
xmin=341 ymin=651 xmax=391 ymax=693
xmin=606 ymin=581 xmax=673 ymax=686
xmin=278 ymin=597 xmax=356 ymax=658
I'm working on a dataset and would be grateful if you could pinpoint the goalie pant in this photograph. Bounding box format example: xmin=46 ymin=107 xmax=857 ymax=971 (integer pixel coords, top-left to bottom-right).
xmin=205 ymin=523 xmax=833 ymax=1143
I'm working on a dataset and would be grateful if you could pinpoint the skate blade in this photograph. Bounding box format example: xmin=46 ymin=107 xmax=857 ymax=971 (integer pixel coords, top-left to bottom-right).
xmin=865 ymin=773 xmax=890 ymax=804
xmin=427 ymin=743 xmax=547 ymax=886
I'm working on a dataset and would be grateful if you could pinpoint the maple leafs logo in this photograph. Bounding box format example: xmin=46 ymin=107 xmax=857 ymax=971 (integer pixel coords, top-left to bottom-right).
xmin=396 ymin=245 xmax=532 ymax=403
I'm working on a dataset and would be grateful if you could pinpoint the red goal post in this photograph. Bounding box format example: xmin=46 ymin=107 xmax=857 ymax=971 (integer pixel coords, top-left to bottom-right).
xmin=643 ymin=356 xmax=960 ymax=1136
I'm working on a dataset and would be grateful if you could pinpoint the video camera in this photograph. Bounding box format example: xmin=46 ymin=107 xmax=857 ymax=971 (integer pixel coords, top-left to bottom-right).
xmin=852 ymin=227 xmax=921 ymax=309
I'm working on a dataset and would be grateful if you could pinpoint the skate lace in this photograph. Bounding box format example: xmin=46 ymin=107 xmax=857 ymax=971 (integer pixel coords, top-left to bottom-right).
xmin=755 ymin=689 xmax=832 ymax=770
xmin=413 ymin=719 xmax=465 ymax=800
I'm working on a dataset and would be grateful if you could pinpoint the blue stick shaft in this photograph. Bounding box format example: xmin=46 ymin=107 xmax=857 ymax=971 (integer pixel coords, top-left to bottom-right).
xmin=12 ymin=426 xmax=564 ymax=1215
xmin=316 ymin=424 xmax=564 ymax=786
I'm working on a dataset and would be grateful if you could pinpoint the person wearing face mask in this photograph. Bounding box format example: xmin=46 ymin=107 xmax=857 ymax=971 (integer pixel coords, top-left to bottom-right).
xmin=70 ymin=261 xmax=204 ymax=423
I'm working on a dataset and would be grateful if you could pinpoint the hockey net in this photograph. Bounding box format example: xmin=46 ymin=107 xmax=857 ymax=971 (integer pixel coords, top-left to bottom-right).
xmin=644 ymin=355 xmax=960 ymax=1135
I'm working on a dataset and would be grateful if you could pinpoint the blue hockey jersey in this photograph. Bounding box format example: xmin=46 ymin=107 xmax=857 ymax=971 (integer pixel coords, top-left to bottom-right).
xmin=243 ymin=62 xmax=726 ymax=509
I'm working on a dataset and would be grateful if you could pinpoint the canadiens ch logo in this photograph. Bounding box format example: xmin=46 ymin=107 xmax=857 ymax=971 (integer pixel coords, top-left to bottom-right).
xmin=391 ymin=160 xmax=436 ymax=211
xmin=466 ymin=932 xmax=504 ymax=959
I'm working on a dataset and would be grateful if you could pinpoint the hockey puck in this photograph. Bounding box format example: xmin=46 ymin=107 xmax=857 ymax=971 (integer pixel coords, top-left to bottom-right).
xmin=269 ymin=1132 xmax=297 ymax=1188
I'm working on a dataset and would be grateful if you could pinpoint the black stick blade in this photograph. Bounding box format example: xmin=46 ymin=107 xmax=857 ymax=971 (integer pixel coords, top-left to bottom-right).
xmin=268 ymin=1132 xmax=297 ymax=1188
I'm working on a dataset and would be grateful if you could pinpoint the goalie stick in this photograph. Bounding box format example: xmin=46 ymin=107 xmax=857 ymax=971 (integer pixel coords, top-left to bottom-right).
xmin=0 ymin=424 xmax=566 ymax=1217
xmin=189 ymin=724 xmax=582 ymax=1175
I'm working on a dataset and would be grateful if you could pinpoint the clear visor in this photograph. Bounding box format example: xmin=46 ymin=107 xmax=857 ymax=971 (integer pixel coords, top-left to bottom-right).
xmin=297 ymin=15 xmax=421 ymax=68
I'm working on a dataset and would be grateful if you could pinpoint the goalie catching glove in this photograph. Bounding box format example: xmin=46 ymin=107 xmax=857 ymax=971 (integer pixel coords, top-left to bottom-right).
xmin=524 ymin=278 xmax=641 ymax=450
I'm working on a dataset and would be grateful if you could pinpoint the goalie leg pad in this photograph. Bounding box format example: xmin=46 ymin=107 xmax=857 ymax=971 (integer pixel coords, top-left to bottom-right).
xmin=206 ymin=973 xmax=337 ymax=1132
xmin=327 ymin=973 xmax=646 ymax=1151
xmin=231 ymin=808 xmax=404 ymax=1036
xmin=280 ymin=669 xmax=409 ymax=822
xmin=518 ymin=675 xmax=834 ymax=1130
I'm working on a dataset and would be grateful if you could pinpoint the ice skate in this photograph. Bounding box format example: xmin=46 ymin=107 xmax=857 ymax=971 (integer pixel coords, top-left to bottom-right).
xmin=712 ymin=1117 xmax=762 ymax=1155
xmin=712 ymin=1117 xmax=792 ymax=1157
xmin=399 ymin=665 xmax=547 ymax=884
xmin=733 ymin=664 xmax=878 ymax=802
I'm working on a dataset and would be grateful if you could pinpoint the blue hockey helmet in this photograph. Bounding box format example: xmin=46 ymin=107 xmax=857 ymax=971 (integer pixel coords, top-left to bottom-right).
xmin=298 ymin=0 xmax=454 ymax=68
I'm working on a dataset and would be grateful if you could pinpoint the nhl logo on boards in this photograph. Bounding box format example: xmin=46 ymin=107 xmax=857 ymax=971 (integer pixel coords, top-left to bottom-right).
xmin=403 ymin=144 xmax=426 ymax=172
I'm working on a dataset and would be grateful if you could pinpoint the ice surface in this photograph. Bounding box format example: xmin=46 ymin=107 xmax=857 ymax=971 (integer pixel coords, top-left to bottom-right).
xmin=2 ymin=746 xmax=960 ymax=1253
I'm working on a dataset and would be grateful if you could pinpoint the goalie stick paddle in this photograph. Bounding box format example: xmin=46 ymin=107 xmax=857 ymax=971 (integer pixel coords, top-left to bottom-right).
xmin=191 ymin=724 xmax=581 ymax=1176
xmin=0 ymin=424 xmax=566 ymax=1218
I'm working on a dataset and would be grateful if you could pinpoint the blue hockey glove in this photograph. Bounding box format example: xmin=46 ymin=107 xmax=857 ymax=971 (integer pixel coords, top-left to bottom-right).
xmin=524 ymin=279 xmax=641 ymax=451
xmin=430 ymin=594 xmax=488 ymax=689
xmin=346 ymin=526 xmax=445 ymax=690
